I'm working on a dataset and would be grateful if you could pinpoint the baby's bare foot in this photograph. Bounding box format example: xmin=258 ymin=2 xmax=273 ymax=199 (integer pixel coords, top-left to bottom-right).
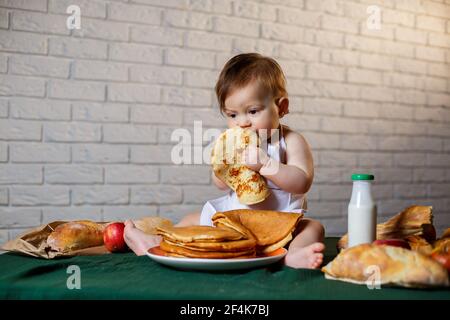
xmin=284 ymin=242 xmax=325 ymax=269
xmin=124 ymin=220 xmax=161 ymax=256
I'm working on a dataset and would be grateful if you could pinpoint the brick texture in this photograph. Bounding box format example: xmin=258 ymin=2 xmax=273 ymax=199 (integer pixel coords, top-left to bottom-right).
xmin=0 ymin=0 xmax=449 ymax=245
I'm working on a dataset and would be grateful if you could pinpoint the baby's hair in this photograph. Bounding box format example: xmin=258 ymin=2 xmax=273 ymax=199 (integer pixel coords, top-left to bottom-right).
xmin=215 ymin=53 xmax=287 ymax=113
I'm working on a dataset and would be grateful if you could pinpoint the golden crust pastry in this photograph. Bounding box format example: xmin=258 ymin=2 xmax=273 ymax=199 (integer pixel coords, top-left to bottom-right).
xmin=338 ymin=205 xmax=436 ymax=250
xmin=322 ymin=244 xmax=449 ymax=288
xmin=211 ymin=127 xmax=270 ymax=205
xmin=47 ymin=220 xmax=105 ymax=252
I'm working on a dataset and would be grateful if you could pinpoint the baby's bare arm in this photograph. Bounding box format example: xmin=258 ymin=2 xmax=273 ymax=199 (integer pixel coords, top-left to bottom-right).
xmin=211 ymin=170 xmax=230 ymax=191
xmin=175 ymin=212 xmax=201 ymax=227
xmin=260 ymin=131 xmax=314 ymax=195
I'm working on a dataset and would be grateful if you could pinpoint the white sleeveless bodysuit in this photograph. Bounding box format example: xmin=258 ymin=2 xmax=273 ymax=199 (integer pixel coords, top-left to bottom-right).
xmin=200 ymin=127 xmax=307 ymax=226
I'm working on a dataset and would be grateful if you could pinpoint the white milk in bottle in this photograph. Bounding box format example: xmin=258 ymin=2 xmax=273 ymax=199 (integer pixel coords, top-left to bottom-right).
xmin=348 ymin=174 xmax=377 ymax=247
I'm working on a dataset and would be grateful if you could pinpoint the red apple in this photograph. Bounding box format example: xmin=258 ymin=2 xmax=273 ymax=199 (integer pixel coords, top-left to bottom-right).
xmin=373 ymin=239 xmax=411 ymax=250
xmin=103 ymin=222 xmax=128 ymax=253
xmin=431 ymin=252 xmax=450 ymax=272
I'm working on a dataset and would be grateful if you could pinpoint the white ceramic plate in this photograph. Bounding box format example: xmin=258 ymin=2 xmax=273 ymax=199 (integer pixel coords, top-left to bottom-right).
xmin=146 ymin=247 xmax=287 ymax=271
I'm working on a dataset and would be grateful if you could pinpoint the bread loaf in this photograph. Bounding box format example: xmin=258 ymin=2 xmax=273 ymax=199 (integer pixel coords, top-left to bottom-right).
xmin=322 ymin=243 xmax=449 ymax=288
xmin=47 ymin=220 xmax=105 ymax=252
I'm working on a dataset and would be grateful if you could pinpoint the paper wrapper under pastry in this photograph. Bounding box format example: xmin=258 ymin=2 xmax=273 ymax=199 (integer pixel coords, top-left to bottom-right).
xmin=211 ymin=127 xmax=270 ymax=205
xmin=337 ymin=205 xmax=436 ymax=251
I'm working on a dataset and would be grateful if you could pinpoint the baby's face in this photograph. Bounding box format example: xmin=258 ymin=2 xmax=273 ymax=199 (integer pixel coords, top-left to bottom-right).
xmin=223 ymin=80 xmax=282 ymax=137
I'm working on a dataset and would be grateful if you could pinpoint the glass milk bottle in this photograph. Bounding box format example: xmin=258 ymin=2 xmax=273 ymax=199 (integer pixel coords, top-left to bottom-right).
xmin=348 ymin=174 xmax=377 ymax=247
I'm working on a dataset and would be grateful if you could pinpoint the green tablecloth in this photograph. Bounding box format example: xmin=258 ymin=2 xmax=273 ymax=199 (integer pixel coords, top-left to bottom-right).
xmin=0 ymin=238 xmax=449 ymax=300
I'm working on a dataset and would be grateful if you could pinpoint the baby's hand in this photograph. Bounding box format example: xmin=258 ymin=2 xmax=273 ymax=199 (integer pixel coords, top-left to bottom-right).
xmin=123 ymin=220 xmax=161 ymax=256
xmin=242 ymin=145 xmax=269 ymax=172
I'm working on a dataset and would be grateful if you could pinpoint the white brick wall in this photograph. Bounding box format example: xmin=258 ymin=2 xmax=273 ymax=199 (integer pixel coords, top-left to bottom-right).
xmin=0 ymin=0 xmax=449 ymax=245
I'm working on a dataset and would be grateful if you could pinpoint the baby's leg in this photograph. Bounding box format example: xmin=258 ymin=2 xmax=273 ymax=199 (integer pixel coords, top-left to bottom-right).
xmin=284 ymin=219 xmax=325 ymax=269
xmin=123 ymin=213 xmax=201 ymax=256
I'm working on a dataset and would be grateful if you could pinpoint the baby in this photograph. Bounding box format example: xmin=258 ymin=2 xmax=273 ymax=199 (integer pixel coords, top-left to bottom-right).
xmin=124 ymin=53 xmax=325 ymax=269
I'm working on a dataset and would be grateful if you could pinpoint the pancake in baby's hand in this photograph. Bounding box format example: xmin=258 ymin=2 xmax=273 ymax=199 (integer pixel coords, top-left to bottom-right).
xmin=211 ymin=127 xmax=270 ymax=205
xmin=156 ymin=225 xmax=246 ymax=243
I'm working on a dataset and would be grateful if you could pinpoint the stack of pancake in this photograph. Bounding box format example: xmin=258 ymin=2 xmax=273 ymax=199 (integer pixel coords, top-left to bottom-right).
xmin=157 ymin=225 xmax=257 ymax=258
xmin=156 ymin=210 xmax=303 ymax=259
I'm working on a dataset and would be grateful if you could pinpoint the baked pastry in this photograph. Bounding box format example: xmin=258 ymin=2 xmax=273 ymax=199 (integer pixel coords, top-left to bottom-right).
xmin=211 ymin=127 xmax=270 ymax=205
xmin=160 ymin=240 xmax=256 ymax=258
xmin=432 ymin=229 xmax=450 ymax=255
xmin=212 ymin=209 xmax=303 ymax=253
xmin=47 ymin=220 xmax=105 ymax=252
xmin=433 ymin=238 xmax=450 ymax=254
xmin=405 ymin=235 xmax=433 ymax=255
xmin=322 ymin=243 xmax=449 ymax=288
xmin=338 ymin=205 xmax=436 ymax=250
